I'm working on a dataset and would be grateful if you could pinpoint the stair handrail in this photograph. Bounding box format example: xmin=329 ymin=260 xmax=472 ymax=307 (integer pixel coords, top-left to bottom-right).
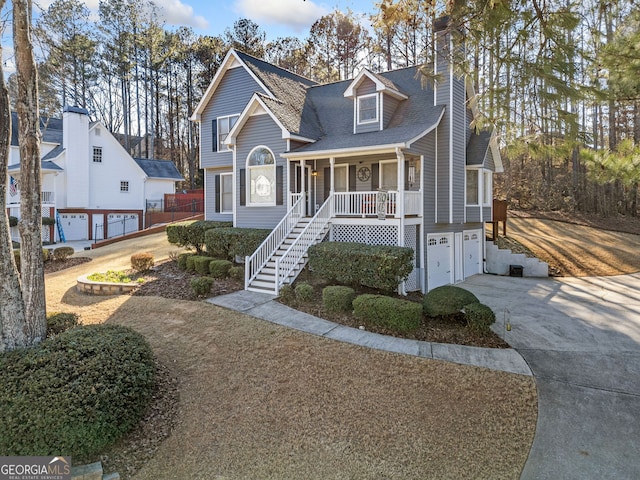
xmin=275 ymin=194 xmax=333 ymax=294
xmin=245 ymin=194 xmax=305 ymax=289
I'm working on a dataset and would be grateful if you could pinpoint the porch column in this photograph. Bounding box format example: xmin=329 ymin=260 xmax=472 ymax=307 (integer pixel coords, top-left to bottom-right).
xmin=300 ymin=160 xmax=306 ymax=215
xmin=329 ymin=157 xmax=335 ymax=218
xmin=396 ymin=148 xmax=405 ymax=246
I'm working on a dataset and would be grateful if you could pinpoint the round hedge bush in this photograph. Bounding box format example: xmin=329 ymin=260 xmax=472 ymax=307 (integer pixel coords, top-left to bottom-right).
xmin=0 ymin=324 xmax=155 ymax=460
xmin=353 ymin=294 xmax=422 ymax=332
xmin=464 ymin=303 xmax=496 ymax=333
xmin=422 ymin=285 xmax=480 ymax=317
xmin=322 ymin=285 xmax=356 ymax=313
xmin=295 ymin=282 xmax=315 ymax=303
xmin=191 ymin=276 xmax=213 ymax=296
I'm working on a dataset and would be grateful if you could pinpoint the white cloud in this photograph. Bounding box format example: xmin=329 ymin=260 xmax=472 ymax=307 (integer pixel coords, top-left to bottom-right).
xmin=234 ymin=0 xmax=328 ymax=32
xmin=153 ymin=0 xmax=209 ymax=30
xmin=2 ymin=44 xmax=15 ymax=75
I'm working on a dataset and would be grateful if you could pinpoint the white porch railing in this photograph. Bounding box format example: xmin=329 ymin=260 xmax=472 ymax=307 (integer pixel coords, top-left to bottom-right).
xmin=245 ymin=194 xmax=305 ymax=289
xmin=7 ymin=191 xmax=55 ymax=205
xmin=332 ymin=191 xmax=422 ymax=217
xmin=275 ymin=194 xmax=333 ymax=294
xmin=288 ymin=192 xmax=303 ymax=209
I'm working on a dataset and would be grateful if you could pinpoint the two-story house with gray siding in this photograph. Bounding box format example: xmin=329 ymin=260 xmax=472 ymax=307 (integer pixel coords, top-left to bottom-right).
xmin=191 ymin=17 xmax=502 ymax=295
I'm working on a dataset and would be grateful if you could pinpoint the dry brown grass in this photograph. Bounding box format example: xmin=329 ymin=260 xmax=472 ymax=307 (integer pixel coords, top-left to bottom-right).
xmin=44 ymin=233 xmax=538 ymax=479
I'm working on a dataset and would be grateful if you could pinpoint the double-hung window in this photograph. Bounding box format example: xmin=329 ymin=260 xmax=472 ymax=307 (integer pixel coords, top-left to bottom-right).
xmin=93 ymin=146 xmax=103 ymax=163
xmin=120 ymin=181 xmax=129 ymax=193
xmin=220 ymin=173 xmax=233 ymax=213
xmin=357 ymin=94 xmax=378 ymax=124
xmin=213 ymin=114 xmax=239 ymax=152
xmin=466 ymin=169 xmax=479 ymax=206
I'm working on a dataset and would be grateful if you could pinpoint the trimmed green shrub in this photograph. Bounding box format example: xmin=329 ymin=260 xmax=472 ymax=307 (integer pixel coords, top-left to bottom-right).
xmin=308 ymin=242 xmax=414 ymax=293
xmin=131 ymin=252 xmax=154 ymax=272
xmin=9 ymin=216 xmax=18 ymax=227
xmin=191 ymin=255 xmax=213 ymax=275
xmin=278 ymin=284 xmax=294 ymax=302
xmin=177 ymin=252 xmax=194 ymax=270
xmin=322 ymin=285 xmax=356 ymax=313
xmin=166 ymin=220 xmax=232 ymax=254
xmin=42 ymin=248 xmax=51 ymax=262
xmin=46 ymin=312 xmax=79 ymax=337
xmin=353 ymin=294 xmax=422 ymax=332
xmin=209 ymin=259 xmax=232 ymax=279
xmin=204 ymin=227 xmax=270 ymax=260
xmin=191 ymin=276 xmax=213 ymax=296
xmin=41 ymin=216 xmax=56 ymax=226
xmin=464 ymin=303 xmax=496 ymax=333
xmin=422 ymin=285 xmax=480 ymax=317
xmin=295 ymin=282 xmax=315 ymax=302
xmin=0 ymin=324 xmax=155 ymax=459
xmin=229 ymin=265 xmax=244 ymax=281
xmin=185 ymin=255 xmax=197 ymax=272
xmin=53 ymin=246 xmax=75 ymax=261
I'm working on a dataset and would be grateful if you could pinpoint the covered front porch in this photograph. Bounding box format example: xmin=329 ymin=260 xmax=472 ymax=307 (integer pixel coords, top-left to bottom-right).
xmin=285 ymin=148 xmax=423 ymax=220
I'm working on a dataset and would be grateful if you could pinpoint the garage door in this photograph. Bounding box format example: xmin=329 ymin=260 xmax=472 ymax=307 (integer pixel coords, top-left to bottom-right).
xmin=464 ymin=230 xmax=482 ymax=278
xmin=59 ymin=213 xmax=88 ymax=241
xmin=427 ymin=233 xmax=453 ymax=290
xmin=106 ymin=213 xmax=139 ymax=239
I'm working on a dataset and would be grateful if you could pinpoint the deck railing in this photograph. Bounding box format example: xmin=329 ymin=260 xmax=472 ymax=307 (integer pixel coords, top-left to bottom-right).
xmin=275 ymin=194 xmax=332 ymax=294
xmin=245 ymin=194 xmax=305 ymax=289
xmin=332 ymin=190 xmax=421 ymax=217
xmin=8 ymin=191 xmax=55 ymax=205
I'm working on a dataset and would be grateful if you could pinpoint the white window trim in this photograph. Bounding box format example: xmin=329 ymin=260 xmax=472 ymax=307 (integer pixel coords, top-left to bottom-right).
xmin=217 ymin=114 xmax=239 ymax=151
xmin=465 ymin=168 xmax=480 ymax=206
xmin=333 ymin=164 xmax=348 ymax=192
xmin=220 ymin=172 xmax=233 ymax=214
xmin=356 ymin=93 xmax=379 ymax=125
xmin=379 ymin=159 xmax=398 ymax=191
xmin=482 ymin=170 xmax=492 ymax=206
xmin=247 ymin=145 xmax=276 ymax=207
xmin=120 ymin=180 xmax=129 ymax=193
xmin=92 ymin=146 xmax=103 ymax=163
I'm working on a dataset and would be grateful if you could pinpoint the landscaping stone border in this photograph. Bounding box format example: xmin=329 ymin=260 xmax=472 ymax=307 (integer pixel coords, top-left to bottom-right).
xmin=76 ymin=274 xmax=139 ymax=295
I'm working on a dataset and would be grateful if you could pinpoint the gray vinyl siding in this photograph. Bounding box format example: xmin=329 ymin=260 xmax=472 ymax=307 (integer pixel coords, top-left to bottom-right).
xmin=383 ymin=95 xmax=400 ymax=128
xmin=204 ymin=167 xmax=233 ymax=221
xmin=411 ymin=132 xmax=436 ymax=226
xmin=484 ymin=148 xmax=495 ymax=171
xmin=451 ymin=75 xmax=466 ymax=224
xmin=355 ymin=79 xmax=379 ymax=134
xmin=466 ymin=206 xmax=482 ymax=223
xmin=200 ymin=67 xmax=266 ymax=169
xmin=289 ymin=139 xmax=309 ymax=151
xmin=235 ymin=114 xmax=288 ymax=229
xmin=483 ymin=205 xmax=492 ymax=220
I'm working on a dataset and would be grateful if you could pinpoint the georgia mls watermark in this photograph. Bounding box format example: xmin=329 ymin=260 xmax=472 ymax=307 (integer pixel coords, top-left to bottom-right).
xmin=0 ymin=457 xmax=71 ymax=480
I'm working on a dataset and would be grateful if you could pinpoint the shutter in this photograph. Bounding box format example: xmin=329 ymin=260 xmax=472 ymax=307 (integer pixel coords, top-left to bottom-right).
xmin=276 ymin=165 xmax=284 ymax=205
xmin=239 ymin=169 xmax=246 ymax=206
xmin=405 ymin=160 xmax=410 ymax=190
xmin=324 ymin=167 xmax=330 ymax=200
xmin=349 ymin=165 xmax=356 ymax=191
xmin=214 ymin=175 xmax=220 ymax=212
xmin=212 ymin=119 xmax=217 ymax=152
xmin=371 ymin=163 xmax=379 ymax=190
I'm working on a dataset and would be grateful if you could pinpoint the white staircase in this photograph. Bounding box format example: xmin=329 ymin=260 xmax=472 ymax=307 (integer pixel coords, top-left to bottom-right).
xmin=245 ymin=195 xmax=333 ymax=294
xmin=246 ymin=218 xmax=312 ymax=293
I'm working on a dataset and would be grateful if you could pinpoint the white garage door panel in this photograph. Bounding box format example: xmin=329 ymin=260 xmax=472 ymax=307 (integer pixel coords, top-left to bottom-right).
xmin=60 ymin=214 xmax=88 ymax=241
xmin=427 ymin=234 xmax=453 ymax=290
xmin=106 ymin=214 xmax=139 ymax=239
xmin=464 ymin=230 xmax=482 ymax=278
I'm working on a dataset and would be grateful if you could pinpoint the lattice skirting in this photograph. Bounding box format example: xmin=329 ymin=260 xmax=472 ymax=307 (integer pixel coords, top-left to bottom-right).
xmin=330 ymin=224 xmax=421 ymax=292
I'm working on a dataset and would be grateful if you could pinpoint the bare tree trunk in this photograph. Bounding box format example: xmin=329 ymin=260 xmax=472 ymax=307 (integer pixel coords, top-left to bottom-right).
xmin=13 ymin=0 xmax=46 ymax=345
xmin=0 ymin=6 xmax=27 ymax=352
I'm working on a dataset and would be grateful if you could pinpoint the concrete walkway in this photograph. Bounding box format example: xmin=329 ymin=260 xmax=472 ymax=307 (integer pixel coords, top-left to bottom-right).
xmin=462 ymin=273 xmax=640 ymax=480
xmin=211 ymin=272 xmax=640 ymax=479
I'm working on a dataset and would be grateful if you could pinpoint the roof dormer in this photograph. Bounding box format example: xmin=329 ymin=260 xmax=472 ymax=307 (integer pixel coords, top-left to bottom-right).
xmin=344 ymin=69 xmax=408 ymax=134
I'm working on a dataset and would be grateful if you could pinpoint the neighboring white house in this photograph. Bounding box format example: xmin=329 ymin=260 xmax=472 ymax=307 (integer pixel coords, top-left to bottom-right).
xmin=6 ymin=106 xmax=183 ymax=242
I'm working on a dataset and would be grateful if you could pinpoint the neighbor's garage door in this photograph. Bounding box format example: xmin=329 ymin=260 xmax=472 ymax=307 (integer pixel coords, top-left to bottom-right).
xmin=59 ymin=213 xmax=88 ymax=241
xmin=106 ymin=213 xmax=139 ymax=239
xmin=427 ymin=233 xmax=453 ymax=290
xmin=464 ymin=230 xmax=482 ymax=278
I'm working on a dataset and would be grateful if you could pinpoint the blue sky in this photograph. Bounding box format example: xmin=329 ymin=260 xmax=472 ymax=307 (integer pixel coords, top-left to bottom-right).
xmin=1 ymin=0 xmax=377 ymax=73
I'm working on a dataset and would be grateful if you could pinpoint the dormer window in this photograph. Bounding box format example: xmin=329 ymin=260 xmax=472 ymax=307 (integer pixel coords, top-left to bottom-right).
xmin=357 ymin=94 xmax=378 ymax=124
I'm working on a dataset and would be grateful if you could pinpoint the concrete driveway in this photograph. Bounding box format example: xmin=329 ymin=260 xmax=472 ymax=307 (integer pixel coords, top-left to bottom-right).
xmin=461 ymin=273 xmax=640 ymax=479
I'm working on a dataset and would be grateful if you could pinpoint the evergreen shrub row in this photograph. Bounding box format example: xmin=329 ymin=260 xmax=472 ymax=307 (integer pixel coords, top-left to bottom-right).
xmin=204 ymin=227 xmax=270 ymax=260
xmin=307 ymin=242 xmax=414 ymax=292
xmin=166 ymin=220 xmax=232 ymax=254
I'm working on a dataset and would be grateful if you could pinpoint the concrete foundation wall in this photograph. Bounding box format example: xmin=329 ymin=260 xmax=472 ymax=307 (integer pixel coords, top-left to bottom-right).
xmin=486 ymin=242 xmax=548 ymax=277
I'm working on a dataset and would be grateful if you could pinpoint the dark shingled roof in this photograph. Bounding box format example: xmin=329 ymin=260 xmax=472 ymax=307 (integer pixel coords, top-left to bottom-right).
xmin=366 ymin=69 xmax=405 ymax=95
xmin=290 ymin=66 xmax=444 ymax=153
xmin=236 ymin=51 xmax=323 ymax=140
xmin=10 ymin=112 xmax=63 ymax=146
xmin=466 ymin=130 xmax=492 ymax=166
xmin=8 ymin=160 xmax=63 ymax=172
xmin=42 ymin=145 xmax=65 ymax=161
xmin=134 ymin=158 xmax=184 ymax=180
